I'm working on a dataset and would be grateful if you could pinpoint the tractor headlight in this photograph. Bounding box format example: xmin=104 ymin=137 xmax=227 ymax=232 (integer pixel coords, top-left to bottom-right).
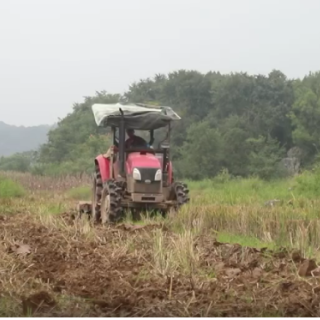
xmin=133 ymin=168 xmax=141 ymax=180
xmin=154 ymin=169 xmax=162 ymax=181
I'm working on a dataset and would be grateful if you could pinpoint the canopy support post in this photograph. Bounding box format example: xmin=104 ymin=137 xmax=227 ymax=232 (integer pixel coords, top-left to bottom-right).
xmin=118 ymin=108 xmax=125 ymax=177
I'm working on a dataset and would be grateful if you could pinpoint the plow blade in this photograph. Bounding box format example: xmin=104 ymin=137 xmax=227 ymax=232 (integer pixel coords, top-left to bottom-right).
xmin=76 ymin=201 xmax=93 ymax=219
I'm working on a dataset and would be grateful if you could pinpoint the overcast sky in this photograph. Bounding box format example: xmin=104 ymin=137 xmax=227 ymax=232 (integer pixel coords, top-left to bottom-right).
xmin=0 ymin=0 xmax=320 ymax=126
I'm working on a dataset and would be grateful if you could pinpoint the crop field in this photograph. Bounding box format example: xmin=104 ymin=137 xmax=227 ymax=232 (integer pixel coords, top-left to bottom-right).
xmin=1 ymin=170 xmax=320 ymax=316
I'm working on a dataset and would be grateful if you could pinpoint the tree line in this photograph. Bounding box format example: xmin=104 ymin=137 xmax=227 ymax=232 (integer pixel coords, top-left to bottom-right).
xmin=1 ymin=69 xmax=320 ymax=180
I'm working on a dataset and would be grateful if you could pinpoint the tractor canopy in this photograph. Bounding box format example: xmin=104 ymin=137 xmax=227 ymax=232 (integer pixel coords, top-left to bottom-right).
xmin=91 ymin=103 xmax=181 ymax=130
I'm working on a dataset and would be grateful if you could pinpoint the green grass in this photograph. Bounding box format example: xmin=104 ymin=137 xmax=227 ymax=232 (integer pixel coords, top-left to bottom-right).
xmin=217 ymin=231 xmax=276 ymax=249
xmin=294 ymin=166 xmax=320 ymax=197
xmin=0 ymin=296 xmax=21 ymax=317
xmin=0 ymin=176 xmax=26 ymax=199
xmin=66 ymin=186 xmax=91 ymax=200
xmin=186 ymin=166 xmax=320 ymax=205
xmin=187 ymin=177 xmax=294 ymax=205
xmin=168 ymin=169 xmax=320 ymax=258
xmin=45 ymin=203 xmax=68 ymax=215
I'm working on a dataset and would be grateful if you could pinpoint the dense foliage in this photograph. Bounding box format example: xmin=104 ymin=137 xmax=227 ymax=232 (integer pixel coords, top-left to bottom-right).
xmin=2 ymin=70 xmax=320 ymax=180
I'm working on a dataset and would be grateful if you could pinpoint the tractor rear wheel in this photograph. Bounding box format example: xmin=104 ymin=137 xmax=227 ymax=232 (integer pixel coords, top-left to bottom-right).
xmin=100 ymin=180 xmax=123 ymax=224
xmin=91 ymin=169 xmax=103 ymax=223
xmin=173 ymin=181 xmax=190 ymax=208
xmin=162 ymin=181 xmax=190 ymax=217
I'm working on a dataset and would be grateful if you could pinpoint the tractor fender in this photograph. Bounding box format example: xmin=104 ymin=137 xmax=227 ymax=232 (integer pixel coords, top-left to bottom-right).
xmin=95 ymin=154 xmax=110 ymax=183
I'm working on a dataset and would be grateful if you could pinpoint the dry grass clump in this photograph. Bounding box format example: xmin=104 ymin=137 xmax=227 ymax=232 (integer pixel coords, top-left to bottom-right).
xmin=0 ymin=171 xmax=91 ymax=193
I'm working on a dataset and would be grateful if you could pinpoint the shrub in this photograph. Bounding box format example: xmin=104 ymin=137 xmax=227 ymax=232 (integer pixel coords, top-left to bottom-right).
xmin=213 ymin=168 xmax=232 ymax=184
xmin=294 ymin=165 xmax=320 ymax=197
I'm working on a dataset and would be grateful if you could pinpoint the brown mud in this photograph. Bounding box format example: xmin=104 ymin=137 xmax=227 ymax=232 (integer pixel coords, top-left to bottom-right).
xmin=1 ymin=212 xmax=320 ymax=316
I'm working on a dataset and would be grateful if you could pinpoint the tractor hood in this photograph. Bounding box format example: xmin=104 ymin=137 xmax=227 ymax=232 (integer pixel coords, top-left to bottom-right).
xmin=126 ymin=152 xmax=161 ymax=174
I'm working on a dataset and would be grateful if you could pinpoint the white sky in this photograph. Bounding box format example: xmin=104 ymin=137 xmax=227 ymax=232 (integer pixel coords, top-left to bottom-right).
xmin=0 ymin=0 xmax=320 ymax=126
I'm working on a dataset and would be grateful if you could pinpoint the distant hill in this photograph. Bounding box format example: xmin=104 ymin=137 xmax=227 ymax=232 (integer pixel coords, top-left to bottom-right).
xmin=0 ymin=121 xmax=52 ymax=157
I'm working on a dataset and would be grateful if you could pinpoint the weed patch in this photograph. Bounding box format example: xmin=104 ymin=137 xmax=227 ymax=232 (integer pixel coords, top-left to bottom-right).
xmin=0 ymin=176 xmax=26 ymax=198
xmin=66 ymin=186 xmax=91 ymax=201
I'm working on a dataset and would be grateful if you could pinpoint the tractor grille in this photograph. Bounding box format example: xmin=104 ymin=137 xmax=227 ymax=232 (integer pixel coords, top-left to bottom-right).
xmin=138 ymin=167 xmax=158 ymax=182
xmin=134 ymin=181 xmax=161 ymax=194
xmin=132 ymin=168 xmax=161 ymax=194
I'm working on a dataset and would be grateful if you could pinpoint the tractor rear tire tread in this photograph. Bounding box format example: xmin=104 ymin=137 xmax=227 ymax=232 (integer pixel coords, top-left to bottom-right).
xmin=92 ymin=169 xmax=102 ymax=223
xmin=103 ymin=179 xmax=124 ymax=223
xmin=174 ymin=181 xmax=190 ymax=207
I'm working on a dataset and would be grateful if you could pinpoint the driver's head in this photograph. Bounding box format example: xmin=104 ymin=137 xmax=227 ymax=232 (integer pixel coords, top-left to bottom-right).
xmin=126 ymin=128 xmax=135 ymax=138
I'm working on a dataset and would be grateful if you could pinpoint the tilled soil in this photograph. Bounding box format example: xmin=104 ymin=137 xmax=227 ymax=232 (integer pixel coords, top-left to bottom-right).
xmin=1 ymin=212 xmax=320 ymax=316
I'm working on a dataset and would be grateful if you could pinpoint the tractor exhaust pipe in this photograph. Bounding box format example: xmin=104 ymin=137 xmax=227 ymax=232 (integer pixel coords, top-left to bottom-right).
xmin=118 ymin=108 xmax=125 ymax=177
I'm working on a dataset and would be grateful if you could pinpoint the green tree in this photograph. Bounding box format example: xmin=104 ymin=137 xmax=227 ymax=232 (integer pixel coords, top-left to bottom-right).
xmin=176 ymin=121 xmax=224 ymax=179
xmin=0 ymin=151 xmax=36 ymax=172
xmin=39 ymin=91 xmax=120 ymax=164
xmin=290 ymin=72 xmax=320 ymax=164
xmin=246 ymin=135 xmax=285 ymax=179
xmin=218 ymin=115 xmax=251 ymax=176
xmin=9 ymin=68 xmax=320 ymax=180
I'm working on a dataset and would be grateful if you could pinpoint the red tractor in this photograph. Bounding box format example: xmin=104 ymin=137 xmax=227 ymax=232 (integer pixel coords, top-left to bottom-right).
xmin=90 ymin=103 xmax=190 ymax=223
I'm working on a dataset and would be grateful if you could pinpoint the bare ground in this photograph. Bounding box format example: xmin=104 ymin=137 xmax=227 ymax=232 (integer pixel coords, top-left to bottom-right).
xmin=1 ymin=212 xmax=320 ymax=317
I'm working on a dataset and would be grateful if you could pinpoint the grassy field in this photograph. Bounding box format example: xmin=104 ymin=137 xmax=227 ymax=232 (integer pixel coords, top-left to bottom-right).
xmin=1 ymin=170 xmax=320 ymax=316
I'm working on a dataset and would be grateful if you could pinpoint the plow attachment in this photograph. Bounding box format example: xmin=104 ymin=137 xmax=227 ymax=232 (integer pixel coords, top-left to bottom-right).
xmin=76 ymin=201 xmax=92 ymax=219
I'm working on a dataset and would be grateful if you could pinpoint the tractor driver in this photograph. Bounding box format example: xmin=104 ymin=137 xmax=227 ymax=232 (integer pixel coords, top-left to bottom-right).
xmin=125 ymin=128 xmax=148 ymax=149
